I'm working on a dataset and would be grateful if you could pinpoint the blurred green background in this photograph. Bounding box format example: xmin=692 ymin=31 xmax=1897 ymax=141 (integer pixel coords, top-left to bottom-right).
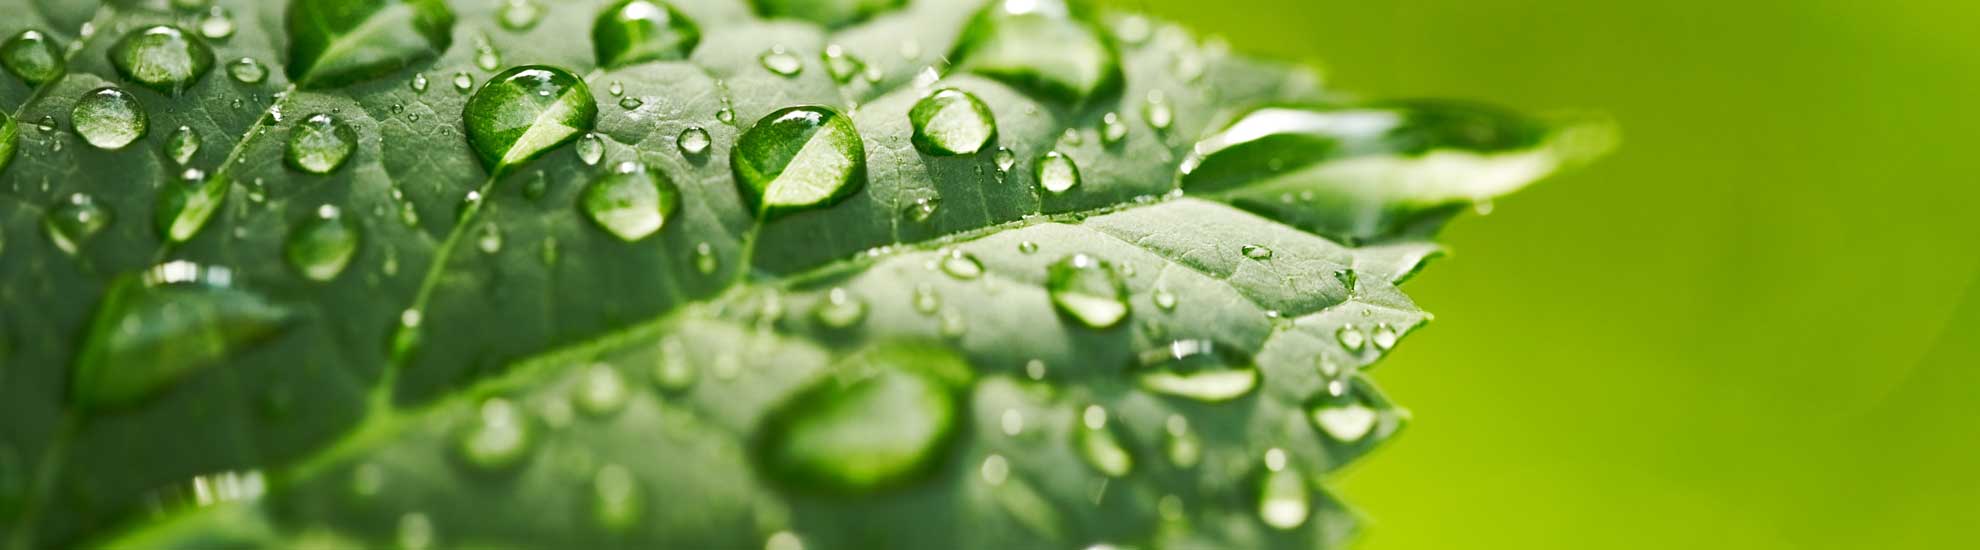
xmin=1119 ymin=0 xmax=1980 ymax=548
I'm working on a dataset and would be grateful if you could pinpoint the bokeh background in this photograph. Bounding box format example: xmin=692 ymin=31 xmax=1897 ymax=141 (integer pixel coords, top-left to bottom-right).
xmin=1117 ymin=0 xmax=1980 ymax=548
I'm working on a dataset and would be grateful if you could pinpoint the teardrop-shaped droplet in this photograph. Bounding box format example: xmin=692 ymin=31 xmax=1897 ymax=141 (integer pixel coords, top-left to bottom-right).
xmin=730 ymin=105 xmax=865 ymax=219
xmin=758 ymin=47 xmax=803 ymax=77
xmin=753 ymin=344 xmax=967 ymax=493
xmin=72 ymin=87 xmax=148 ymax=150
xmin=2 ymin=30 xmax=65 ymax=85
xmin=109 ymin=26 xmax=214 ymax=94
xmin=592 ymin=0 xmax=701 ymax=68
xmin=909 ymin=88 xmax=997 ymax=156
xmin=464 ymin=65 xmax=598 ymax=174
xmin=44 ymin=193 xmax=111 ymax=255
xmin=497 ymin=0 xmax=546 ymax=31
xmin=1075 ymin=405 xmax=1132 ymax=477
xmin=286 ymin=113 xmax=358 ymax=174
xmin=1047 ymin=253 xmax=1128 ymax=328
xmin=285 ymin=204 xmax=362 ymax=282
xmin=1034 ymin=151 xmax=1080 ymax=194
xmin=286 ymin=0 xmax=457 ymax=88
xmin=226 ymin=56 xmax=266 ymax=83
xmin=676 ymin=126 xmax=710 ymax=155
xmin=574 ymin=364 xmax=629 ymax=417
xmin=154 ymin=168 xmax=229 ymax=243
xmin=812 ymin=287 xmax=867 ymax=329
xmin=454 ymin=397 xmax=535 ymax=472
xmin=949 ymin=0 xmax=1121 ymax=104
xmin=750 ymin=0 xmax=905 ymax=28
xmin=592 ymin=463 xmax=642 ymax=531
xmin=1135 ymin=340 xmax=1259 ymax=402
xmin=1257 ymin=448 xmax=1310 ymax=529
xmin=938 ymin=250 xmax=984 ymax=280
xmin=580 ymin=162 xmax=680 ymax=242
xmin=165 ymin=126 xmax=201 ymax=165
xmin=70 ymin=262 xmax=290 ymax=410
xmin=821 ymin=44 xmax=865 ymax=84
xmin=573 ymin=133 xmax=604 ymax=166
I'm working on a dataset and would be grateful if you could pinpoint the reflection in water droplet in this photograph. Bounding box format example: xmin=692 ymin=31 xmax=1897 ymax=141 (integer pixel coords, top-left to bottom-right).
xmin=577 ymin=133 xmax=604 ymax=165
xmin=1035 ymin=151 xmax=1080 ymax=194
xmin=1099 ymin=112 xmax=1126 ymax=145
xmin=939 ymin=250 xmax=983 ymax=280
xmin=109 ymin=25 xmax=214 ymax=94
xmin=72 ymin=87 xmax=148 ymax=150
xmin=1047 ymin=254 xmax=1128 ymax=328
xmin=580 ymin=162 xmax=679 ymax=242
xmin=676 ymin=126 xmax=710 ymax=155
xmin=225 ymin=56 xmax=265 ymax=83
xmin=285 ymin=113 xmax=357 ymax=174
xmin=1135 ymin=339 xmax=1259 ymax=402
xmin=1371 ymin=323 xmax=1398 ymax=350
xmin=498 ymin=0 xmax=546 ymax=31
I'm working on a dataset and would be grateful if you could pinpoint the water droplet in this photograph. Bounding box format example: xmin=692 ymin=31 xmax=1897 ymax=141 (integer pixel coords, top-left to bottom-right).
xmin=1310 ymin=391 xmax=1380 ymax=443
xmin=1334 ymin=269 xmax=1358 ymax=293
xmin=1135 ymin=339 xmax=1258 ymax=402
xmin=593 ymin=0 xmax=701 ymax=68
xmin=574 ymin=364 xmax=629 ymax=417
xmin=286 ymin=113 xmax=357 ymax=174
xmin=980 ymin=453 xmax=1010 ymax=485
xmin=939 ymin=309 xmax=967 ymax=338
xmin=766 ymin=531 xmax=804 ymax=550
xmin=498 ymin=0 xmax=545 ymax=31
xmin=474 ymin=42 xmax=501 ymax=71
xmin=753 ymin=344 xmax=966 ymax=492
xmin=1034 ymin=151 xmax=1080 ymax=194
xmin=821 ymin=44 xmax=865 ymax=83
xmin=109 ymin=26 xmax=214 ymax=94
xmin=225 ymin=56 xmax=266 ymax=84
xmin=812 ymin=287 xmax=868 ymax=329
xmin=607 ymin=81 xmax=623 ymax=96
xmin=1164 ymin=415 xmax=1200 ymax=468
xmin=618 ymin=96 xmax=643 ymax=110
xmin=476 ymin=222 xmax=503 ymax=254
xmin=1240 ymin=244 xmax=1274 ymax=260
xmin=1151 ymin=287 xmax=1177 ymax=311
xmin=1099 ymin=112 xmax=1127 ymax=145
xmin=1257 ymin=448 xmax=1310 ymax=529
xmin=285 ymin=205 xmax=361 ymax=282
xmin=1 ymin=30 xmax=65 ymax=85
xmin=904 ymin=196 xmax=941 ymax=222
xmin=1370 ymin=323 xmax=1399 ymax=350
xmin=1075 ymin=405 xmax=1132 ymax=477
xmin=465 ymin=65 xmax=598 ymax=174
xmin=1024 ymin=359 xmax=1047 ymax=380
xmin=652 ymin=337 xmax=699 ymax=391
xmin=1047 ymin=253 xmax=1128 ymax=329
xmin=451 ymin=71 xmax=474 ymax=93
xmin=72 ymin=87 xmax=148 ymax=150
xmin=994 ymin=147 xmax=1016 ymax=171
xmin=410 ymin=72 xmax=429 ymax=92
xmin=716 ymin=105 xmax=736 ymax=124
xmin=1000 ymin=408 xmax=1024 ymax=436
xmin=69 ymin=262 xmax=289 ymax=409
xmin=592 ymin=463 xmax=642 ymax=531
xmin=576 ymin=133 xmax=604 ymax=165
xmin=397 ymin=512 xmax=435 ymax=550
xmin=44 ymin=193 xmax=110 ymax=255
xmin=1335 ymin=325 xmax=1365 ymax=352
xmin=950 ymin=0 xmax=1122 ymax=104
xmin=1016 ymin=240 xmax=1038 ymax=254
xmin=909 ymin=88 xmax=997 ymax=156
xmin=197 ymin=8 xmax=237 ymax=40
xmin=758 ymin=46 xmax=803 ymax=76
xmin=581 ymin=162 xmax=680 ymax=242
xmin=731 ymin=106 xmax=865 ymax=218
xmin=454 ymin=397 xmax=535 ymax=472
xmin=155 ymin=168 xmax=228 ymax=243
xmin=1142 ymin=91 xmax=1173 ymax=130
xmin=165 ymin=126 xmax=200 ymax=165
xmin=939 ymin=250 xmax=984 ymax=280
xmin=693 ymin=241 xmax=718 ymax=274
xmin=676 ymin=126 xmax=710 ymax=155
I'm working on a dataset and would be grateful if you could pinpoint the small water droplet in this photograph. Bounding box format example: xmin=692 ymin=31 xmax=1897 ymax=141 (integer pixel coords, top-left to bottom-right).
xmin=109 ymin=26 xmax=214 ymax=94
xmin=1076 ymin=405 xmax=1132 ymax=477
xmin=1151 ymin=287 xmax=1177 ymax=311
xmin=1258 ymin=448 xmax=1310 ymax=529
xmin=1035 ymin=151 xmax=1080 ymax=194
xmin=285 ymin=204 xmax=361 ymax=282
xmin=1047 ymin=254 xmax=1129 ymax=328
xmin=1370 ymin=323 xmax=1399 ymax=350
xmin=821 ymin=44 xmax=865 ymax=83
xmin=574 ymin=364 xmax=629 ymax=417
xmin=591 ymin=463 xmax=642 ymax=531
xmin=676 ymin=126 xmax=710 ymax=155
xmin=1135 ymin=339 xmax=1259 ymax=402
xmin=454 ymin=398 xmax=534 ymax=472
xmin=939 ymin=250 xmax=983 ymax=280
xmin=652 ymin=337 xmax=698 ymax=391
xmin=164 ymin=125 xmax=200 ymax=165
xmin=766 ymin=531 xmax=804 ymax=550
xmin=1335 ymin=269 xmax=1358 ymax=293
xmin=1099 ymin=112 xmax=1127 ymax=145
xmin=576 ymin=133 xmax=604 ymax=165
xmin=607 ymin=81 xmax=623 ymax=96
xmin=911 ymin=283 xmax=941 ymax=314
xmin=44 ymin=193 xmax=111 ymax=255
xmin=224 ymin=56 xmax=265 ymax=84
xmin=716 ymin=105 xmax=735 ymax=124
xmin=618 ymin=96 xmax=643 ymax=110
xmin=397 ymin=512 xmax=435 ymax=550
xmin=994 ymin=147 xmax=1016 ymax=171
xmin=476 ymin=222 xmax=503 ymax=254
xmin=1336 ymin=325 xmax=1365 ymax=352
xmin=980 ymin=453 xmax=1010 ymax=485
xmin=474 ymin=42 xmax=501 ymax=71
xmin=812 ymin=287 xmax=868 ymax=329
xmin=905 ymin=196 xmax=941 ymax=222
xmin=1016 ymin=241 xmax=1039 ymax=254
xmin=758 ymin=46 xmax=803 ymax=76
xmin=2 ymin=30 xmax=66 ymax=86
xmin=410 ymin=72 xmax=428 ymax=92
xmin=452 ymin=71 xmax=474 ymax=93
xmin=498 ymin=0 xmax=546 ymax=31
xmin=285 ymin=113 xmax=357 ymax=174
xmin=197 ymin=8 xmax=236 ymax=40
xmin=1024 ymin=359 xmax=1047 ymax=380
xmin=1241 ymin=244 xmax=1274 ymax=260
xmin=1143 ymin=91 xmax=1173 ymax=130
xmin=1000 ymin=408 xmax=1024 ymax=436
xmin=580 ymin=162 xmax=680 ymax=242
xmin=693 ymin=242 xmax=718 ymax=274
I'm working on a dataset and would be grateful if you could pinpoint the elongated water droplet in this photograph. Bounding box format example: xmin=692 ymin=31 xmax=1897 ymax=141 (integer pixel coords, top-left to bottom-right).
xmin=730 ymin=105 xmax=865 ymax=218
xmin=155 ymin=168 xmax=229 ymax=243
xmin=455 ymin=398 xmax=535 ymax=472
xmin=939 ymin=250 xmax=984 ymax=280
xmin=1241 ymin=244 xmax=1273 ymax=260
xmin=593 ymin=0 xmax=701 ymax=68
xmin=1035 ymin=151 xmax=1080 ymax=194
xmin=1257 ymin=448 xmax=1310 ymax=529
xmin=812 ymin=287 xmax=867 ymax=329
xmin=753 ymin=344 xmax=967 ymax=493
xmin=758 ymin=47 xmax=803 ymax=76
xmin=70 ymin=262 xmax=289 ymax=409
xmin=821 ymin=44 xmax=865 ymax=83
xmin=950 ymin=0 xmax=1121 ymax=104
xmin=1310 ymin=390 xmax=1380 ymax=443
xmin=1076 ymin=405 xmax=1132 ymax=477
xmin=72 ymin=87 xmax=148 ymax=150
xmin=676 ymin=126 xmax=710 ymax=155
xmin=909 ymin=88 xmax=997 ymax=156
xmin=286 ymin=113 xmax=358 ymax=174
xmin=409 ymin=72 xmax=428 ymax=92
xmin=576 ymin=133 xmax=604 ymax=165
xmin=286 ymin=205 xmax=361 ymax=282
xmin=1048 ymin=253 xmax=1128 ymax=328
xmin=1135 ymin=339 xmax=1259 ymax=402
xmin=2 ymin=30 xmax=65 ymax=85
xmin=225 ymin=56 xmax=265 ymax=83
xmin=45 ymin=193 xmax=110 ymax=255
xmin=165 ymin=126 xmax=201 ymax=165
xmin=581 ymin=162 xmax=680 ymax=242
xmin=0 ymin=112 xmax=14 ymax=177
xmin=109 ymin=26 xmax=214 ymax=93
xmin=287 ymin=0 xmax=456 ymax=88
xmin=465 ymin=65 xmax=598 ymax=174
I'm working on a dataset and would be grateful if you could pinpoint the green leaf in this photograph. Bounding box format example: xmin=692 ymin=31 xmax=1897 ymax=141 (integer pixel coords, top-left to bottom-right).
xmin=0 ymin=1 xmax=1602 ymax=548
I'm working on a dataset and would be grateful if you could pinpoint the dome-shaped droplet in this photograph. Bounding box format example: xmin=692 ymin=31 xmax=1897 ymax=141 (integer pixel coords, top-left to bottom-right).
xmin=1075 ymin=404 xmax=1132 ymax=477
xmin=909 ymin=88 xmax=997 ymax=156
xmin=911 ymin=283 xmax=940 ymax=314
xmin=753 ymin=344 xmax=968 ymax=493
xmin=1135 ymin=339 xmax=1259 ymax=402
xmin=1047 ymin=253 xmax=1128 ymax=328
xmin=592 ymin=463 xmax=642 ymax=531
xmin=284 ymin=113 xmax=358 ymax=174
xmin=464 ymin=65 xmax=598 ymax=174
xmin=730 ymin=105 xmax=865 ymax=219
xmin=155 ymin=168 xmax=229 ymax=243
xmin=226 ymin=56 xmax=266 ymax=83
xmin=165 ymin=126 xmax=201 ymax=165
xmin=750 ymin=0 xmax=906 ymax=28
xmin=938 ymin=250 xmax=984 ymax=280
xmin=2 ymin=30 xmax=65 ymax=85
xmin=574 ymin=364 xmax=629 ymax=417
xmin=949 ymin=0 xmax=1121 ymax=104
xmin=581 ymin=162 xmax=679 ymax=242
xmin=198 ymin=7 xmax=237 ymax=40
xmin=497 ymin=0 xmax=546 ymax=31
xmin=1335 ymin=325 xmax=1364 ymax=352
xmin=1309 ymin=390 xmax=1380 ymax=443
xmin=286 ymin=0 xmax=456 ymax=88
xmin=451 ymin=71 xmax=474 ymax=94
xmin=108 ymin=26 xmax=214 ymax=94
xmin=1370 ymin=323 xmax=1399 ymax=350
xmin=70 ymin=262 xmax=290 ymax=410
xmin=285 ymin=204 xmax=361 ymax=282
xmin=454 ymin=397 xmax=535 ymax=472
xmin=821 ymin=44 xmax=865 ymax=83
xmin=44 ymin=193 xmax=111 ymax=255
xmin=1035 ymin=151 xmax=1080 ymax=194
xmin=593 ymin=0 xmax=700 ymax=68
xmin=758 ymin=47 xmax=803 ymax=77
xmin=1240 ymin=244 xmax=1273 ymax=260
xmin=812 ymin=287 xmax=868 ymax=329
xmin=1257 ymin=448 xmax=1310 ymax=529
xmin=72 ymin=87 xmax=148 ymax=150
xmin=1142 ymin=91 xmax=1173 ymax=130
xmin=409 ymin=72 xmax=428 ymax=92
xmin=1151 ymin=287 xmax=1177 ymax=311
xmin=676 ymin=126 xmax=710 ymax=155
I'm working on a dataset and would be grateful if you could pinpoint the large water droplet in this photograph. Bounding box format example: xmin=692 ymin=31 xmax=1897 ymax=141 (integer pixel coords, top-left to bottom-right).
xmin=581 ymin=162 xmax=679 ymax=242
xmin=454 ymin=397 xmax=535 ymax=472
xmin=109 ymin=26 xmax=214 ymax=94
xmin=1257 ymin=448 xmax=1310 ymax=529
xmin=1076 ymin=405 xmax=1132 ymax=477
xmin=286 ymin=0 xmax=457 ymax=88
xmin=593 ymin=0 xmax=701 ymax=68
xmin=909 ymin=88 xmax=997 ymax=156
xmin=1035 ymin=151 xmax=1080 ymax=194
xmin=730 ymin=105 xmax=865 ymax=219
xmin=753 ymin=344 xmax=967 ymax=493
xmin=1 ymin=30 xmax=65 ymax=85
xmin=70 ymin=262 xmax=290 ymax=410
xmin=286 ymin=113 xmax=358 ymax=174
xmin=949 ymin=0 xmax=1121 ymax=104
xmin=285 ymin=204 xmax=361 ymax=282
xmin=1047 ymin=253 xmax=1128 ymax=329
xmin=72 ymin=87 xmax=148 ymax=150
xmin=465 ymin=65 xmax=598 ymax=174
xmin=44 ymin=193 xmax=111 ymax=255
xmin=750 ymin=0 xmax=906 ymax=28
xmin=1135 ymin=339 xmax=1259 ymax=402
xmin=812 ymin=287 xmax=868 ymax=329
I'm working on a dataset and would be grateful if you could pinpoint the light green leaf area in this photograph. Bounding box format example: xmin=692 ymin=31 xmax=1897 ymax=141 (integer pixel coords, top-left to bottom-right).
xmin=0 ymin=1 xmax=1597 ymax=548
